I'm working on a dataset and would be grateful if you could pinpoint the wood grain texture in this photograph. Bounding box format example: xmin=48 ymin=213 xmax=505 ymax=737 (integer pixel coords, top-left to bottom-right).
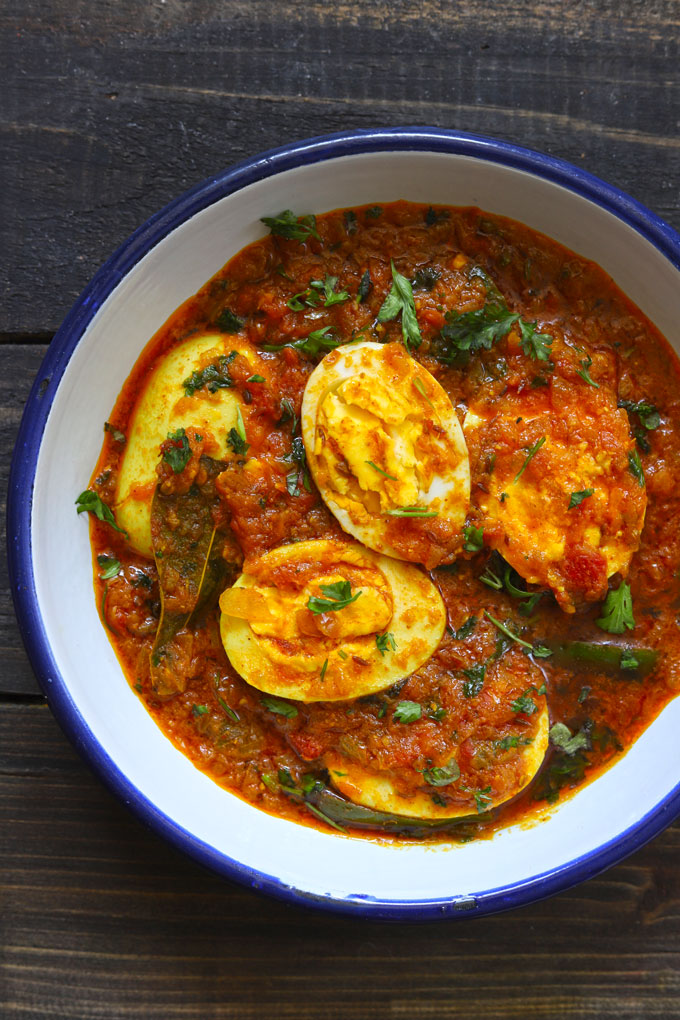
xmin=1 ymin=345 xmax=49 ymax=695
xmin=3 ymin=703 xmax=680 ymax=1020
xmin=3 ymin=1 xmax=680 ymax=1016
xmin=2 ymin=0 xmax=679 ymax=335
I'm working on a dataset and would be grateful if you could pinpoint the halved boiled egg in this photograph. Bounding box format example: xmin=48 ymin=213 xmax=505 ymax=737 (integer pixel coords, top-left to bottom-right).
xmin=463 ymin=378 xmax=647 ymax=611
xmin=114 ymin=333 xmax=267 ymax=556
xmin=301 ymin=342 xmax=470 ymax=569
xmin=324 ymin=700 xmax=549 ymax=820
xmin=219 ymin=538 xmax=446 ymax=702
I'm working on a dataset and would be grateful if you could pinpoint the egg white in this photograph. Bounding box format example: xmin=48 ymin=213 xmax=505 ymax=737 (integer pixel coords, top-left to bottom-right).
xmin=301 ymin=342 xmax=470 ymax=566
xmin=219 ymin=538 xmax=446 ymax=702
xmin=114 ymin=333 xmax=268 ymax=557
xmin=324 ymin=703 xmax=549 ymax=820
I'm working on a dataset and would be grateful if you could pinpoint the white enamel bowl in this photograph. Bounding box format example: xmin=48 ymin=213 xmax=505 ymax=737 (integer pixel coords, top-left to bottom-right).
xmin=8 ymin=128 xmax=680 ymax=920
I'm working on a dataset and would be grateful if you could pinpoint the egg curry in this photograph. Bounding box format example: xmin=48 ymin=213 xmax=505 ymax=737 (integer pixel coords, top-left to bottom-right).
xmin=80 ymin=201 xmax=680 ymax=841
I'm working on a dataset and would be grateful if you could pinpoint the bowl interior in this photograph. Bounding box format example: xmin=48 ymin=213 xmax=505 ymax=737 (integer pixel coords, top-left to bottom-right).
xmin=28 ymin=144 xmax=680 ymax=914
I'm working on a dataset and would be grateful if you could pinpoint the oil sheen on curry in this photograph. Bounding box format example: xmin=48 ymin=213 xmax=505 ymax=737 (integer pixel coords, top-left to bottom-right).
xmin=81 ymin=201 xmax=680 ymax=841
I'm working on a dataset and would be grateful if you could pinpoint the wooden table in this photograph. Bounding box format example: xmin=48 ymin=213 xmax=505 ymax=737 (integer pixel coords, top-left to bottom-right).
xmin=3 ymin=2 xmax=680 ymax=1016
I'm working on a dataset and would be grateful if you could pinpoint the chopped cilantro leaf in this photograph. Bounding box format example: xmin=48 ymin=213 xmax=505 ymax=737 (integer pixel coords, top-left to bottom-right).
xmin=620 ymin=648 xmax=640 ymax=671
xmin=511 ymin=693 xmax=538 ymax=715
xmin=628 ymin=449 xmax=645 ymax=487
xmin=357 ymin=269 xmax=372 ymax=303
xmin=518 ymin=319 xmax=553 ymax=361
xmin=261 ymin=695 xmax=298 ymax=718
xmin=215 ymin=308 xmax=244 ymax=333
xmin=103 ymin=421 xmax=126 ymax=444
xmin=619 ymin=399 xmax=660 ymax=431
xmin=568 ymin=488 xmax=594 ymax=509
xmin=422 ymin=761 xmax=460 ymax=787
xmin=438 ymin=302 xmax=518 ymax=360
xmin=412 ymin=266 xmax=441 ymax=291
xmin=596 ymin=580 xmax=635 ymax=634
xmin=387 ymin=505 xmax=438 ymax=517
xmin=76 ymin=490 xmax=128 ymax=536
xmin=453 ymin=616 xmax=477 ymax=641
xmin=183 ymin=351 xmax=237 ymax=396
xmin=375 ymin=631 xmax=397 ymax=656
xmin=513 ymin=436 xmax=546 ymax=484
xmin=97 ymin=554 xmax=121 ymax=580
xmin=192 ymin=704 xmax=209 ymax=717
xmin=463 ymin=524 xmax=484 ymax=553
xmin=377 ymin=261 xmax=422 ymax=351
xmin=549 ymin=722 xmax=590 ymax=756
xmin=366 ymin=460 xmax=397 ymax=481
xmin=461 ymin=663 xmax=486 ymax=698
xmin=393 ymin=701 xmax=421 ymax=723
xmin=307 ymin=580 xmax=361 ymax=615
xmin=472 ymin=786 xmax=493 ymax=813
xmin=260 ymin=209 xmax=320 ymax=242
xmin=577 ymin=355 xmax=600 ymax=388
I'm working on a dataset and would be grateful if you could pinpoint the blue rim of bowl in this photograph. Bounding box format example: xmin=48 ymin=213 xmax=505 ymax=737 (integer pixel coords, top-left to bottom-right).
xmin=8 ymin=126 xmax=680 ymax=921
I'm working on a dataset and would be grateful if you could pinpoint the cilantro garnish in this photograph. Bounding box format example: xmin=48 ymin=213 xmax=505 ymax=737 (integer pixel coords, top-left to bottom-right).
xmin=161 ymin=427 xmax=192 ymax=473
xmin=549 ymin=722 xmax=590 ymax=756
xmin=511 ymin=693 xmax=538 ymax=715
xmin=618 ymin=398 xmax=660 ymax=431
xmin=577 ymin=355 xmax=600 ymax=388
xmin=277 ymin=397 xmax=298 ymax=430
xmin=628 ymin=449 xmax=645 ymax=487
xmin=294 ymin=328 xmax=341 ymax=357
xmin=215 ymin=308 xmax=244 ymax=333
xmin=313 ymin=275 xmax=350 ymax=307
xmin=412 ymin=266 xmax=441 ymax=291
xmin=484 ymin=611 xmax=553 ymax=659
xmin=261 ymin=695 xmax=298 ymax=718
xmin=75 ymin=492 xmax=126 ymax=538
xmin=319 ymin=659 xmax=328 ymax=683
xmin=183 ymin=351 xmax=237 ymax=396
xmin=366 ymin=460 xmax=397 ymax=481
xmin=596 ymin=581 xmax=635 ymax=634
xmin=357 ymin=269 xmax=372 ymax=303
xmin=393 ymin=701 xmax=421 ymax=723
xmin=453 ymin=616 xmax=477 ymax=641
xmin=513 ymin=436 xmax=546 ymax=484
xmin=260 ymin=209 xmax=320 ymax=242
xmin=307 ymin=580 xmax=362 ymax=615
xmin=568 ymin=488 xmax=594 ymax=509
xmin=227 ymin=407 xmax=249 ymax=457
xmin=462 ymin=525 xmax=484 ymax=553
xmin=284 ymin=436 xmax=311 ymax=494
xmin=387 ymin=506 xmax=438 ymax=518
xmin=217 ymin=696 xmax=239 ymax=722
xmin=461 ymin=663 xmax=486 ymax=698
xmin=103 ymin=421 xmax=126 ymax=444
xmin=620 ymin=648 xmax=640 ymax=671
xmin=97 ymin=554 xmax=121 ymax=580
xmin=471 ymin=786 xmax=493 ymax=814
xmin=377 ymin=261 xmax=422 ymax=351
xmin=438 ymin=302 xmax=518 ymax=359
xmin=518 ymin=319 xmax=553 ymax=361
xmin=192 ymin=704 xmax=209 ymax=717
xmin=375 ymin=632 xmax=397 ymax=656
xmin=422 ymin=761 xmax=461 ymax=787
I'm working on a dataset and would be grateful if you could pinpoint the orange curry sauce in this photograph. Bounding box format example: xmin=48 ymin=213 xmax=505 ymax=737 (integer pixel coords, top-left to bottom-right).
xmin=88 ymin=201 xmax=680 ymax=842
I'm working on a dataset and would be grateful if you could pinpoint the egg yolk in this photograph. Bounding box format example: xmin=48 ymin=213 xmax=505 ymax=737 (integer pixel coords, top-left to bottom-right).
xmin=315 ymin=370 xmax=453 ymax=515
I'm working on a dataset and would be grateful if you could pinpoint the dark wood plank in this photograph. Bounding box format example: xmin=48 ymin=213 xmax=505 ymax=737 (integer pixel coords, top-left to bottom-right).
xmin=3 ymin=0 xmax=679 ymax=335
xmin=0 ymin=345 xmax=49 ymax=696
xmin=3 ymin=701 xmax=680 ymax=1020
